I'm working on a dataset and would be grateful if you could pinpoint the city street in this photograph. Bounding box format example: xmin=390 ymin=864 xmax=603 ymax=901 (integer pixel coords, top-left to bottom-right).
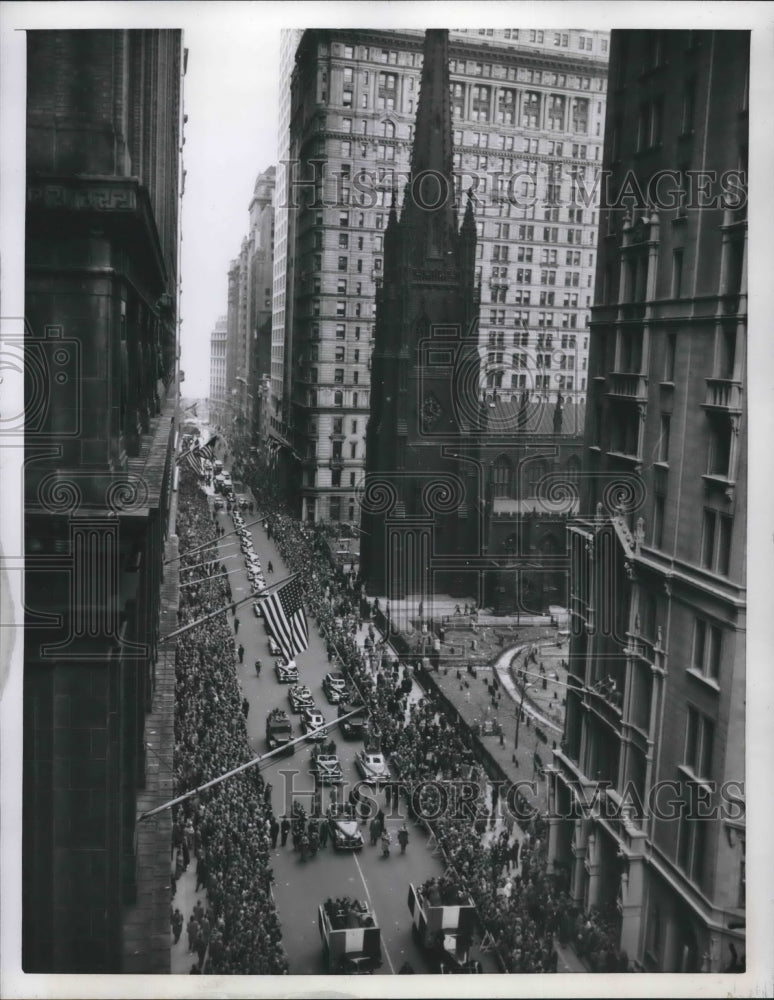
xmin=207 ymin=486 xmax=500 ymax=975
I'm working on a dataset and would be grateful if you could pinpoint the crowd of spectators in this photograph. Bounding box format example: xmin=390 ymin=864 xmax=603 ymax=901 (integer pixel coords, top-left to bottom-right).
xmin=172 ymin=469 xmax=288 ymax=974
xmin=238 ymin=468 xmax=631 ymax=974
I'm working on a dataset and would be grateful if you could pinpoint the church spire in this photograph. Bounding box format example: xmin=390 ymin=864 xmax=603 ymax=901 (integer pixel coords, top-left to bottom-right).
xmin=403 ymin=29 xmax=458 ymax=246
xmin=411 ymin=29 xmax=454 ymax=181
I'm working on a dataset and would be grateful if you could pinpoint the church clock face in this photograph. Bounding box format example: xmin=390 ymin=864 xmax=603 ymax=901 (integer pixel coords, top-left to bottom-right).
xmin=421 ymin=392 xmax=443 ymax=428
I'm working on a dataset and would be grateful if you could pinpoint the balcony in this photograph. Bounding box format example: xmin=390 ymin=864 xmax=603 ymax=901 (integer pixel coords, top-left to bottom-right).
xmin=703 ymin=378 xmax=743 ymax=413
xmin=607 ymin=372 xmax=648 ymax=400
xmin=329 ymin=456 xmax=344 ymax=470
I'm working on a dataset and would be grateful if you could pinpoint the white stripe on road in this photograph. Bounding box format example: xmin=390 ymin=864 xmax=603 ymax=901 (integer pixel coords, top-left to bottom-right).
xmin=352 ymin=850 xmax=396 ymax=975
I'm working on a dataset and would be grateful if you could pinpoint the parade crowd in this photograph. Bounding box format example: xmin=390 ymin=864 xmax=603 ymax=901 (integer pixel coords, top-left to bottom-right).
xmin=172 ymin=470 xmax=288 ymax=974
xmin=168 ymin=465 xmax=627 ymax=975
xmin=244 ymin=474 xmax=627 ymax=974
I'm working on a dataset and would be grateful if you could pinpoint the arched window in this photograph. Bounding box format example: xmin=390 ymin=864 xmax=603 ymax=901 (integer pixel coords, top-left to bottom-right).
xmin=527 ymin=458 xmax=549 ymax=495
xmin=566 ymin=455 xmax=581 ymax=483
xmin=492 ymin=455 xmax=511 ymax=498
xmin=382 ymin=119 xmax=395 ymax=138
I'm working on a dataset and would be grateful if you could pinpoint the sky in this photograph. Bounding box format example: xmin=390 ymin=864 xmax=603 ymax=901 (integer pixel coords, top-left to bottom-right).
xmin=178 ymin=8 xmax=280 ymax=398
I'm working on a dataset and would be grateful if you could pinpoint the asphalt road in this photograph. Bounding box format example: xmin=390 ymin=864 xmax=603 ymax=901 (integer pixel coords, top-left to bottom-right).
xmin=207 ymin=489 xmax=499 ymax=976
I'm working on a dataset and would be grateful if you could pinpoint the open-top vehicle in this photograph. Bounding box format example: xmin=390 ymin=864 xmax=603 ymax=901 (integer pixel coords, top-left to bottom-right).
xmin=275 ymin=658 xmax=299 ymax=683
xmin=266 ymin=708 xmax=294 ymax=755
xmin=318 ymin=897 xmax=381 ymax=973
xmin=310 ymin=747 xmax=343 ymax=784
xmin=288 ymin=684 xmax=315 ymax=712
xmin=301 ymin=707 xmax=328 ymax=741
xmin=407 ymin=879 xmax=481 ymax=973
xmin=322 ymin=670 xmax=348 ymax=704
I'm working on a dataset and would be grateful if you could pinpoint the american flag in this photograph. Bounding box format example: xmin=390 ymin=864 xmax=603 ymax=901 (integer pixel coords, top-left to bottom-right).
xmin=177 ymin=434 xmax=218 ymax=476
xmin=260 ymin=576 xmax=309 ymax=660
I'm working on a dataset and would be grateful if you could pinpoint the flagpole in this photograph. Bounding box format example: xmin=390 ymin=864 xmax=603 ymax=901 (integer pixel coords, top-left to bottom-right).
xmin=165 ymin=515 xmax=268 ymax=566
xmin=160 ymin=571 xmax=299 ymax=643
xmin=137 ymin=705 xmax=365 ymax=821
xmin=178 ymin=567 xmax=250 ymax=589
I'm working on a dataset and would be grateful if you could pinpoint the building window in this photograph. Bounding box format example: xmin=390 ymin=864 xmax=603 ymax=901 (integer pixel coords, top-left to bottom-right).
xmin=664 ymin=333 xmax=676 ymax=382
xmin=335 ymin=346 xmax=345 ymax=362
xmin=338 ymin=256 xmax=348 ymax=271
xmin=334 ymin=390 xmax=343 ymax=406
xmin=334 ymin=368 xmax=344 ymax=384
xmin=707 ymin=416 xmax=732 ymax=478
xmin=657 ymin=414 xmax=671 ymax=463
xmin=692 ymin=618 xmax=722 ymax=682
xmin=672 ymin=249 xmax=684 ymax=298
xmin=684 ymin=704 xmax=715 ymax=780
xmin=331 ymin=469 xmax=341 ymax=487
xmin=701 ymin=510 xmax=732 ymax=576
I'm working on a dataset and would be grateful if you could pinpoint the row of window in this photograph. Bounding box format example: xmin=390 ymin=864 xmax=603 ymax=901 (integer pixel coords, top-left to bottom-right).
xmin=487 ymin=351 xmax=584 ymax=371
xmin=307 ymin=388 xmax=366 ymax=409
xmin=485 ymin=371 xmax=583 ymax=391
xmin=449 ymin=53 xmax=606 ymax=89
xmin=488 ymin=332 xmax=584 ymax=349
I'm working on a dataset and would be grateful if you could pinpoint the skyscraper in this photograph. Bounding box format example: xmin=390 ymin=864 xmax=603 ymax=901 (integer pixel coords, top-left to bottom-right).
xmin=277 ymin=27 xmax=608 ymax=526
xmin=547 ymin=29 xmax=747 ymax=973
xmin=23 ymin=29 xmax=185 ymax=972
xmin=209 ymin=315 xmax=228 ymax=430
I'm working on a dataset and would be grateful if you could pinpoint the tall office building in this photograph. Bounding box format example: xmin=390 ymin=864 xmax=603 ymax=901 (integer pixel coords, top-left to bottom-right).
xmin=209 ymin=315 xmax=228 ymax=429
xmin=23 ymin=29 xmax=185 ymax=971
xmin=268 ymin=27 xmax=304 ymax=484
xmin=547 ymin=29 xmax=747 ymax=973
xmin=280 ymin=27 xmax=608 ymax=525
xmin=220 ymin=166 xmax=277 ymax=468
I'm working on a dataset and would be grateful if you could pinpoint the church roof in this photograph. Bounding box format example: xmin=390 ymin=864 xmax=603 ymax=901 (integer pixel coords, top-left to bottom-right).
xmin=484 ymin=396 xmax=587 ymax=437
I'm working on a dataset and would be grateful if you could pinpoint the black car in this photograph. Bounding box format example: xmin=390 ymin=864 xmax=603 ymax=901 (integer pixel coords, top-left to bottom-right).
xmin=326 ymin=803 xmax=364 ymax=850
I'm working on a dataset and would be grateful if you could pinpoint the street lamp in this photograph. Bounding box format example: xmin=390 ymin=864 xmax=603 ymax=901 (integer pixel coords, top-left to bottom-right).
xmin=514 ymin=680 xmax=534 ymax=751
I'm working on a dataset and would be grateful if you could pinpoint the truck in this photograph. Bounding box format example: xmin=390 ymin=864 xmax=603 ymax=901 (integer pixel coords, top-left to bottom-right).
xmin=407 ymin=880 xmax=481 ymax=973
xmin=338 ymin=702 xmax=366 ymax=740
xmin=318 ymin=897 xmax=382 ymax=974
xmin=266 ymin=708 xmax=294 ymax=755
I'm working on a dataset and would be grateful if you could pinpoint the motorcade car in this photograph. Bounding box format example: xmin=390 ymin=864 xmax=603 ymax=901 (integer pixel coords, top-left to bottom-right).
xmin=355 ymin=749 xmax=390 ymax=785
xmin=301 ymin=707 xmax=327 ymax=741
xmin=322 ymin=671 xmax=348 ymax=704
xmin=275 ymin=658 xmax=299 ymax=683
xmin=288 ymin=684 xmax=315 ymax=712
xmin=310 ymin=748 xmax=343 ymax=784
xmin=252 ymin=602 xmax=262 ymax=618
xmin=326 ymin=804 xmax=364 ymax=851
xmin=268 ymin=636 xmax=281 ymax=656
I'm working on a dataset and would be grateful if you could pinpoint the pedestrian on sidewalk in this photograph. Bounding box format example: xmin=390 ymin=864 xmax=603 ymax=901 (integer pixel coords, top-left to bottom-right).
xmin=241 ymin=696 xmax=249 ymax=717
xmin=398 ymin=824 xmax=409 ymax=854
xmin=269 ymin=815 xmax=279 ymax=849
xmin=299 ymin=832 xmax=309 ymax=862
xmin=234 ymin=617 xmax=240 ymax=634
xmin=267 ymin=560 xmax=274 ymax=574
xmin=255 ymin=659 xmax=262 ymax=676
xmin=318 ymin=818 xmax=328 ymax=848
xmin=171 ymin=908 xmax=183 ymax=944
xmin=264 ymin=782 xmax=273 ymax=805
xmin=238 ymin=644 xmax=245 ymax=664
xmin=280 ymin=817 xmax=290 ymax=846
xmin=195 ymin=852 xmax=208 ymax=891
xmin=369 ymin=815 xmax=381 ymax=846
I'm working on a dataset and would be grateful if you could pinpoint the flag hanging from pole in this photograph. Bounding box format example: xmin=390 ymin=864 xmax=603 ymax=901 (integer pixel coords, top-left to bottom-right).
xmin=260 ymin=575 xmax=309 ymax=660
xmin=177 ymin=434 xmax=219 ymax=474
